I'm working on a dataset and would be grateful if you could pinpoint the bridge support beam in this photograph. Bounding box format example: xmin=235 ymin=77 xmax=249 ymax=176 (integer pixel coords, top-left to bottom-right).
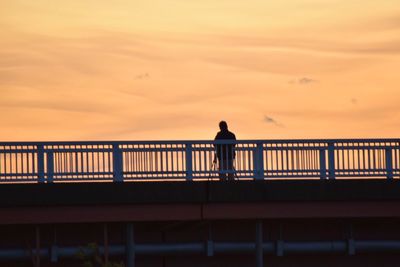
xmin=126 ymin=223 xmax=135 ymax=267
xmin=256 ymin=220 xmax=263 ymax=267
xmin=35 ymin=226 xmax=41 ymax=267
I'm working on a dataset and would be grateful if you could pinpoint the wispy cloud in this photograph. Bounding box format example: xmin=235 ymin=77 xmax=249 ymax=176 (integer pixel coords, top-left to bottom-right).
xmin=289 ymin=77 xmax=318 ymax=85
xmin=134 ymin=73 xmax=150 ymax=80
xmin=264 ymin=115 xmax=284 ymax=127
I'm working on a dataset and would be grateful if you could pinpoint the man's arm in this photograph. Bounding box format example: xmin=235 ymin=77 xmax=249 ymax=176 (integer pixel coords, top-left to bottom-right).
xmin=213 ymin=132 xmax=220 ymax=163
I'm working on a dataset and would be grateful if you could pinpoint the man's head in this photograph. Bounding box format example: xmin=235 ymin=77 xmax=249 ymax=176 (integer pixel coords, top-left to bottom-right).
xmin=219 ymin=121 xmax=228 ymax=131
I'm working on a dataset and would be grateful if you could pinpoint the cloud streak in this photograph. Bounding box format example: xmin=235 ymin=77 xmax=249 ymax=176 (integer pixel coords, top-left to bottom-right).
xmin=289 ymin=77 xmax=318 ymax=85
xmin=264 ymin=116 xmax=285 ymax=128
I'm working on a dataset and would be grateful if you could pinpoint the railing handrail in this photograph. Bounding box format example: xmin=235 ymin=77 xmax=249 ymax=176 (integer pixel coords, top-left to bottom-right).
xmin=1 ymin=138 xmax=400 ymax=146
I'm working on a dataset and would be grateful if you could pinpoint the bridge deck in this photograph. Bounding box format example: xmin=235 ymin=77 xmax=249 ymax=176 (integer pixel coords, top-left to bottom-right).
xmin=1 ymin=179 xmax=400 ymax=225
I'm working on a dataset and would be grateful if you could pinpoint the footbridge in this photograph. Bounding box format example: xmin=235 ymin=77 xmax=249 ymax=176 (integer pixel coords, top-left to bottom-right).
xmin=0 ymin=139 xmax=400 ymax=267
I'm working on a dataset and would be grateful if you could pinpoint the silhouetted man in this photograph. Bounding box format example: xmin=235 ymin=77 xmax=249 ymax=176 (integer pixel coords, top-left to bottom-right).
xmin=214 ymin=121 xmax=236 ymax=181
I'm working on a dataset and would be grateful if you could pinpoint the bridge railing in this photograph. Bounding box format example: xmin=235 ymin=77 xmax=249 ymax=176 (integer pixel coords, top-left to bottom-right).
xmin=0 ymin=139 xmax=399 ymax=183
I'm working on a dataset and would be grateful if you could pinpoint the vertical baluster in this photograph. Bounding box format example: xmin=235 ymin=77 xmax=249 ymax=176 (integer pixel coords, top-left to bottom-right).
xmin=80 ymin=145 xmax=84 ymax=178
xmin=66 ymin=147 xmax=70 ymax=179
xmin=181 ymin=144 xmax=185 ymax=178
xmin=141 ymin=145 xmax=145 ymax=178
xmin=296 ymin=144 xmax=299 ymax=176
xmin=290 ymin=146 xmax=294 ymax=177
xmin=352 ymin=145 xmax=355 ymax=176
xmin=149 ymin=144 xmax=152 ymax=177
xmin=91 ymin=145 xmax=94 ymax=177
xmin=32 ymin=146 xmax=36 ymax=179
xmin=346 ymin=147 xmax=350 ymax=176
xmin=319 ymin=148 xmax=327 ymax=179
xmin=170 ymin=144 xmax=174 ymax=178
xmin=60 ymin=147 xmax=64 ymax=179
xmin=367 ymin=144 xmax=373 ymax=175
xmin=342 ymin=145 xmax=345 ymax=175
xmin=299 ymin=146 xmax=303 ymax=175
xmin=20 ymin=146 xmax=24 ymax=178
xmin=158 ymin=144 xmax=162 ymax=178
xmin=396 ymin=143 xmax=399 ymax=178
xmin=241 ymin=144 xmax=245 ymax=177
xmin=101 ymin=145 xmax=105 ymax=179
xmin=150 ymin=144 xmax=154 ymax=178
xmin=139 ymin=145 xmax=143 ymax=178
xmin=362 ymin=143 xmax=366 ymax=175
xmin=26 ymin=146 xmax=31 ymax=179
xmin=147 ymin=144 xmax=151 ymax=178
xmin=313 ymin=147 xmax=321 ymax=176
xmin=0 ymin=147 xmax=2 ymax=178
xmin=75 ymin=146 xmax=78 ymax=178
xmin=12 ymin=148 xmax=16 ymax=180
xmin=134 ymin=145 xmax=137 ymax=178
xmin=280 ymin=147 xmax=284 ymax=177
xmin=167 ymin=144 xmax=170 ymax=178
xmin=304 ymin=146 xmax=308 ymax=175
xmin=154 ymin=144 xmax=158 ymax=177
xmin=127 ymin=146 xmax=131 ymax=178
xmin=372 ymin=144 xmax=377 ymax=175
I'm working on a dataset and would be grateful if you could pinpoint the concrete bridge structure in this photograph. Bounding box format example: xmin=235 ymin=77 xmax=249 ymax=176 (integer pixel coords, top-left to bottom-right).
xmin=0 ymin=139 xmax=400 ymax=267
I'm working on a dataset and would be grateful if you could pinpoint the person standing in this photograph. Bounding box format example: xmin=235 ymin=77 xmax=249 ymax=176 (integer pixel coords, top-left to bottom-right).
xmin=214 ymin=121 xmax=236 ymax=181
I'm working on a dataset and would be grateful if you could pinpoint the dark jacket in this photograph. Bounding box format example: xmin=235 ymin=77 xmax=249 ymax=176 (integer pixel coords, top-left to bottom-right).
xmin=214 ymin=130 xmax=236 ymax=160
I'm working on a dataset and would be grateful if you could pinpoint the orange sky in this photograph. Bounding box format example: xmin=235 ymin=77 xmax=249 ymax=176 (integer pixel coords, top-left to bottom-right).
xmin=1 ymin=1 xmax=400 ymax=141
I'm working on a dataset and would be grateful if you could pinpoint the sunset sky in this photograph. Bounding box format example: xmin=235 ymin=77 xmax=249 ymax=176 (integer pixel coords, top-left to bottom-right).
xmin=1 ymin=0 xmax=400 ymax=141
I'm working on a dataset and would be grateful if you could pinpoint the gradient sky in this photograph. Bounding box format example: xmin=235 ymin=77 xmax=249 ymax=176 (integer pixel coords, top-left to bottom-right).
xmin=1 ymin=0 xmax=400 ymax=141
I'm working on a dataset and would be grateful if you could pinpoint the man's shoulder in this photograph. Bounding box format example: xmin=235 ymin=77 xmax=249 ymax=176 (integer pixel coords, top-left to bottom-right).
xmin=228 ymin=131 xmax=236 ymax=139
xmin=215 ymin=130 xmax=236 ymax=140
xmin=215 ymin=131 xmax=223 ymax=139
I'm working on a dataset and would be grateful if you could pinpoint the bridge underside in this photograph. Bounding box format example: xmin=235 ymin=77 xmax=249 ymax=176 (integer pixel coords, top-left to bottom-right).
xmin=1 ymin=180 xmax=400 ymax=267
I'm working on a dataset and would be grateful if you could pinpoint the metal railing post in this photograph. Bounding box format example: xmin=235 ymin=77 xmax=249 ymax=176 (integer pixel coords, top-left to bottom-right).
xmin=253 ymin=143 xmax=264 ymax=180
xmin=328 ymin=142 xmax=336 ymax=179
xmin=185 ymin=143 xmax=193 ymax=181
xmin=113 ymin=144 xmax=123 ymax=182
xmin=319 ymin=149 xmax=327 ymax=179
xmin=385 ymin=148 xmax=393 ymax=180
xmin=37 ymin=145 xmax=45 ymax=183
xmin=47 ymin=151 xmax=54 ymax=183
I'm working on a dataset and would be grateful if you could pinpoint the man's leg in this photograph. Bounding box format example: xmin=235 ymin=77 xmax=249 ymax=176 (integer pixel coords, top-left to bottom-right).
xmin=218 ymin=159 xmax=227 ymax=181
xmin=227 ymin=160 xmax=235 ymax=181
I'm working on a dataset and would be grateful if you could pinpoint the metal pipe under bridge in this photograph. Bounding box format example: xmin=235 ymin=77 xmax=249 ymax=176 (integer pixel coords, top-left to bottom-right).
xmin=1 ymin=139 xmax=399 ymax=183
